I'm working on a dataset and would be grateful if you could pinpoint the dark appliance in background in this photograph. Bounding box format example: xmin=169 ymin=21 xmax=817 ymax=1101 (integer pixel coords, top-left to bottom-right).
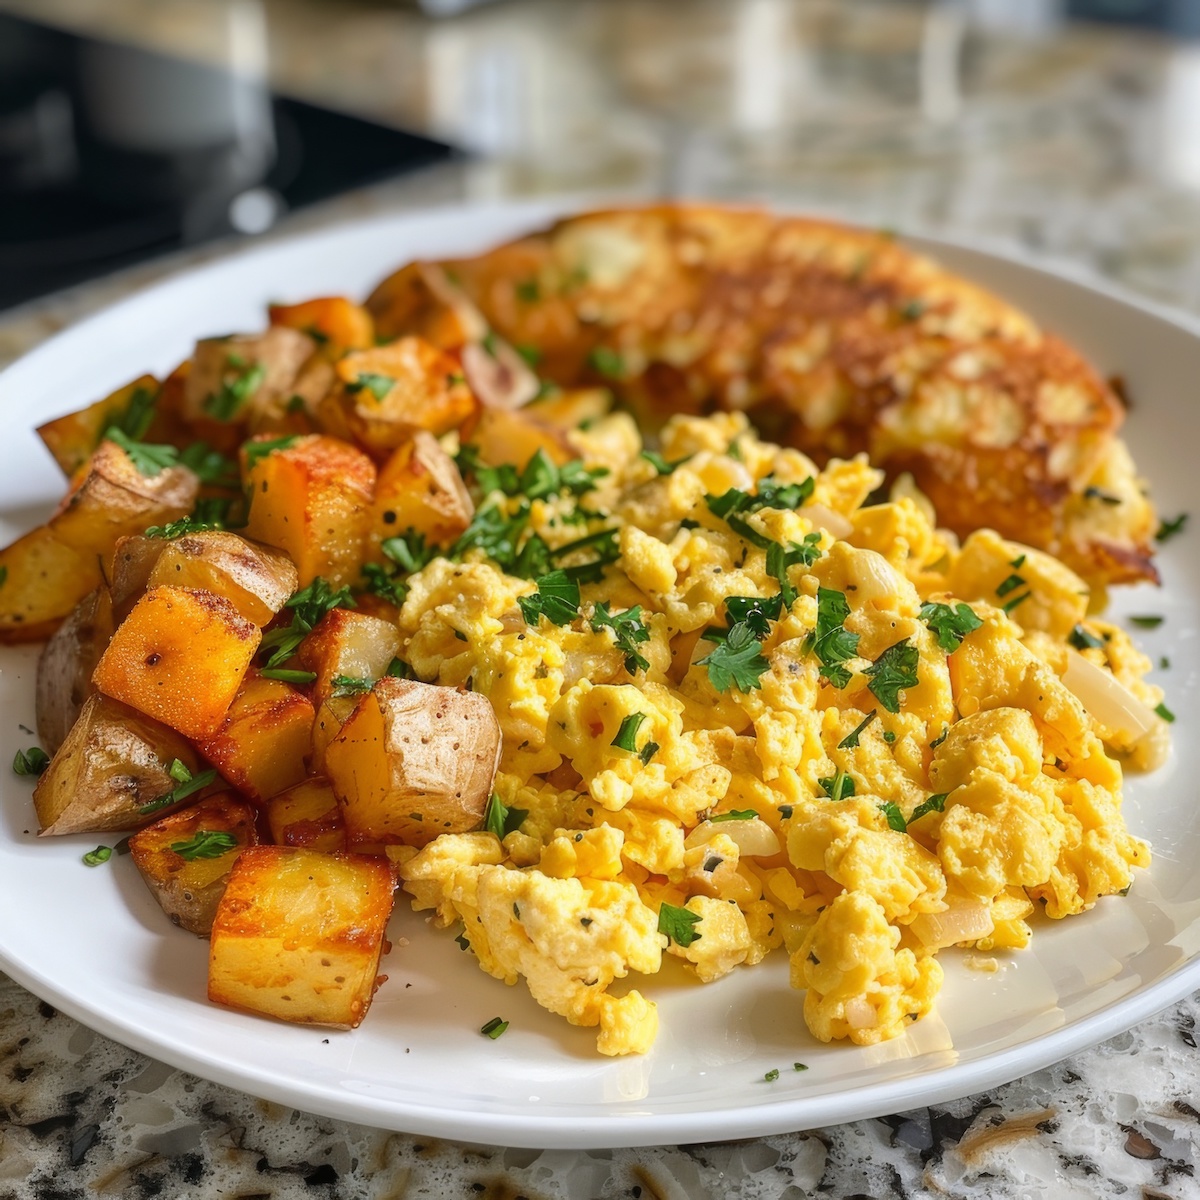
xmin=0 ymin=13 xmax=458 ymax=312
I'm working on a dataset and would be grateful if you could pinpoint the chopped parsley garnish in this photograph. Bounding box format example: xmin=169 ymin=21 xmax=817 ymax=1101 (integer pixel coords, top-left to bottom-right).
xmin=170 ymin=831 xmax=238 ymax=861
xmin=484 ymin=793 xmax=528 ymax=840
xmin=590 ymin=603 xmax=651 ymax=674
xmin=243 ymin=434 xmax=300 ymax=469
xmin=260 ymin=578 xmax=356 ymax=668
xmin=929 ymin=726 xmax=948 ymax=750
xmin=706 ymin=477 xmax=815 ymax=527
xmin=864 ymin=639 xmax=919 ymax=714
xmin=144 ymin=515 xmax=224 ymax=539
xmin=1129 ymin=615 xmax=1164 ymax=629
xmin=82 ymin=846 xmax=112 ymax=867
xmin=587 ymin=347 xmax=624 ymax=378
xmin=878 ymin=801 xmax=908 ymax=832
xmin=180 ymin=442 xmax=239 ymax=488
xmin=1156 ymin=513 xmax=1188 ymax=542
xmin=1001 ymin=591 xmax=1030 ymax=614
xmin=1068 ymin=623 xmax=1105 ymax=651
xmin=480 ymin=1017 xmax=509 ymax=1039
xmin=259 ymin=668 xmax=317 ymax=685
xmin=382 ymin=531 xmax=438 ymax=575
xmin=764 ymin=1068 xmax=780 ymax=1082
xmin=837 ymin=710 xmax=877 ymax=750
xmin=518 ymin=570 xmax=581 ymax=627
xmin=794 ymin=1062 xmax=809 ymax=1072
xmin=909 ymin=793 xmax=949 ymax=823
xmin=551 ymin=527 xmax=621 ymax=583
xmin=639 ymin=740 xmax=660 ymax=766
xmin=697 ymin=622 xmax=770 ymax=693
xmin=104 ymin=427 xmax=178 ymax=477
xmin=819 ymin=770 xmax=855 ymax=802
xmin=1010 ymin=554 xmax=1027 ymax=569
xmin=725 ymin=594 xmax=784 ymax=639
xmin=114 ymin=385 xmax=157 ymax=441
xmin=330 ymin=675 xmax=373 ymax=696
xmin=451 ymin=502 xmax=533 ymax=574
xmin=1083 ymin=486 xmax=1122 ymax=506
xmin=657 ymin=902 xmax=702 ymax=948
xmin=710 ymin=809 xmax=759 ymax=822
xmin=516 ymin=344 xmax=542 ymax=367
xmin=612 ymin=712 xmax=649 ymax=753
xmin=918 ymin=601 xmax=982 ymax=653
xmin=138 ymin=761 xmax=218 ymax=814
xmin=882 ymin=730 xmax=896 ymax=744
xmin=12 ymin=747 xmax=50 ymax=777
xmin=360 ymin=563 xmax=407 ymax=607
xmin=346 ymin=372 xmax=394 ymax=401
xmin=1156 ymin=701 xmax=1176 ymax=723
xmin=994 ymin=573 xmax=1026 ymax=599
xmin=515 ymin=279 xmax=540 ymax=303
xmin=767 ymin=534 xmax=823 ymax=608
xmin=810 ymin=587 xmax=860 ymax=688
xmin=1160 ymin=656 xmax=1170 ymax=670
xmin=641 ymin=449 xmax=691 ymax=476
xmin=386 ymin=656 xmax=412 ymax=679
xmin=204 ymin=359 xmax=265 ymax=420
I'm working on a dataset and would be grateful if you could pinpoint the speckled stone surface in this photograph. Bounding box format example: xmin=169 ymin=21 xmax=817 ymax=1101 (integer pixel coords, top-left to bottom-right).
xmin=2 ymin=2 xmax=1200 ymax=1196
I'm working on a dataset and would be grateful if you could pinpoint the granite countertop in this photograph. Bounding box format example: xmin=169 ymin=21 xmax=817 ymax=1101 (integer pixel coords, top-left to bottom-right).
xmin=2 ymin=2 xmax=1200 ymax=1197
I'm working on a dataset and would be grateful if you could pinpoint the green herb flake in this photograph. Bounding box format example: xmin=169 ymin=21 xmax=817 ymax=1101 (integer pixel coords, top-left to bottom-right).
xmin=480 ymin=1017 xmax=509 ymax=1040
xmin=1156 ymin=513 xmax=1188 ymax=542
xmin=587 ymin=346 xmax=625 ymax=379
xmin=204 ymin=360 xmax=266 ymax=421
xmin=710 ymin=809 xmax=759 ymax=823
xmin=258 ymin=668 xmax=317 ymax=685
xmin=918 ymin=601 xmax=983 ymax=653
xmin=910 ymin=792 xmax=949 ymax=823
xmin=657 ymin=902 xmax=703 ymax=948
xmin=612 ymin=712 xmax=649 ymax=754
xmin=0 ymin=566 xmax=7 ymax=588
xmin=114 ymin=385 xmax=158 ymax=441
xmin=878 ymin=801 xmax=908 ymax=832
xmin=484 ymin=792 xmax=528 ymax=840
xmin=331 ymin=675 xmax=373 ymax=697
xmin=12 ymin=747 xmax=50 ymax=777
xmin=1084 ymin=486 xmax=1122 ymax=506
xmin=837 ymin=710 xmax=877 ymax=750
xmin=260 ymin=578 xmax=357 ymax=669
xmin=103 ymin=427 xmax=179 ymax=477
xmin=516 ymin=344 xmax=542 ymax=367
xmin=994 ymin=573 xmax=1026 ymax=599
xmin=82 ymin=845 xmax=112 ymax=867
xmin=794 ymin=1062 xmax=808 ymax=1072
xmin=347 ymin=372 xmax=394 ymax=401
xmin=144 ymin=515 xmax=224 ymax=540
xmin=697 ymin=622 xmax=770 ymax=693
xmin=638 ymin=740 xmax=660 ymax=766
xmin=882 ymin=730 xmax=896 ymax=744
xmin=1068 ymin=623 xmax=1105 ymax=651
xmin=1001 ymin=592 xmax=1030 ymax=615
xmin=1010 ymin=554 xmax=1027 ymax=569
xmin=179 ymin=442 xmax=239 ymax=487
xmin=515 ymin=279 xmax=540 ymax=303
xmin=590 ymin=603 xmax=651 ymax=674
xmin=764 ymin=1068 xmax=780 ymax=1082
xmin=1129 ymin=615 xmax=1164 ymax=629
xmin=810 ymin=587 xmax=860 ymax=688
xmin=641 ymin=449 xmax=691 ymax=476
xmin=170 ymin=830 xmax=238 ymax=861
xmin=139 ymin=763 xmax=218 ymax=814
xmin=819 ymin=770 xmax=856 ymax=802
xmin=1156 ymin=701 xmax=1176 ymax=723
xmin=1160 ymin=656 xmax=1170 ymax=670
xmin=929 ymin=726 xmax=948 ymax=750
xmin=243 ymin=434 xmax=300 ymax=469
xmin=518 ymin=569 xmax=581 ymax=627
xmin=864 ymin=639 xmax=919 ymax=714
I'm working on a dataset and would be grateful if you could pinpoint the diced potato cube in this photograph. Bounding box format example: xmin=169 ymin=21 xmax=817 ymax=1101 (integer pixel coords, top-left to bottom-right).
xmin=200 ymin=669 xmax=314 ymax=803
xmin=369 ymin=432 xmax=473 ymax=553
xmin=147 ymin=531 xmax=298 ymax=627
xmin=241 ymin=434 xmax=374 ymax=589
xmin=310 ymin=695 xmax=358 ymax=774
xmin=208 ymin=846 xmax=396 ymax=1028
xmin=528 ymin=387 xmax=613 ymax=431
xmin=34 ymin=693 xmax=203 ymax=835
xmin=0 ymin=526 xmax=102 ymax=643
xmin=49 ymin=440 xmax=197 ymax=556
xmin=128 ymin=791 xmax=259 ymax=936
xmin=36 ymin=374 xmax=161 ymax=478
xmin=268 ymin=297 xmax=375 ymax=353
xmin=93 ymin=585 xmax=261 ymax=739
xmin=184 ymin=326 xmax=316 ymax=425
xmin=325 ymin=678 xmax=500 ymax=848
xmin=365 ymin=261 xmax=489 ymax=347
xmin=323 ymin=337 xmax=475 ymax=455
xmin=36 ymin=588 xmax=114 ymax=754
xmin=265 ymin=776 xmax=346 ymax=852
xmin=295 ymin=608 xmax=401 ymax=709
xmin=466 ymin=406 xmax=574 ymax=469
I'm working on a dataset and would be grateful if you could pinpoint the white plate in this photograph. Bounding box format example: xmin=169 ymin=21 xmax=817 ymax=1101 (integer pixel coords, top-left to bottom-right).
xmin=0 ymin=201 xmax=1197 ymax=1150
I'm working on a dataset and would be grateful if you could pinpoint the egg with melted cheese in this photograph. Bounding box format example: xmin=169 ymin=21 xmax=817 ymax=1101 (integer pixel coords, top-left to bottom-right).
xmin=395 ymin=411 xmax=1161 ymax=1055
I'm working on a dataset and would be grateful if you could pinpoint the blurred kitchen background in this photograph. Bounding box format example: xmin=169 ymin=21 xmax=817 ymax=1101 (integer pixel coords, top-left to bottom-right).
xmin=4 ymin=0 xmax=1200 ymax=311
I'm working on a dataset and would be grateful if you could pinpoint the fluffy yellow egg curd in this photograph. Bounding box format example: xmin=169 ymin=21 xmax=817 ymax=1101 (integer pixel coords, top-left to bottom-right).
xmin=392 ymin=411 xmax=1163 ymax=1055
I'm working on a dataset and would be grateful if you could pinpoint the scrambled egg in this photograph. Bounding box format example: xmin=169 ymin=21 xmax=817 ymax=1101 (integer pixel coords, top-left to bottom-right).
xmin=395 ymin=411 xmax=1162 ymax=1055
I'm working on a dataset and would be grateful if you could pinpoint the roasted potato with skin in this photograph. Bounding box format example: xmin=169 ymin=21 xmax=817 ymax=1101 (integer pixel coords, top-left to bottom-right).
xmin=34 ymin=694 xmax=204 ymax=835
xmin=321 ymin=337 xmax=476 ymax=455
xmin=93 ymin=585 xmax=261 ymax=739
xmin=146 ymin=531 xmax=298 ymax=627
xmin=265 ymin=776 xmax=346 ymax=852
xmin=310 ymin=695 xmax=358 ymax=774
xmin=369 ymin=432 xmax=473 ymax=554
xmin=36 ymin=588 xmax=114 ymax=754
xmin=36 ymin=374 xmax=160 ymax=478
xmin=325 ymin=678 xmax=501 ymax=849
xmin=295 ymin=608 xmax=402 ymax=710
xmin=364 ymin=261 xmax=489 ymax=348
xmin=208 ymin=845 xmax=396 ymax=1028
xmin=200 ymin=669 xmax=314 ymax=804
xmin=466 ymin=405 xmax=574 ymax=469
xmin=128 ymin=791 xmax=259 ymax=936
xmin=49 ymin=439 xmax=197 ymax=556
xmin=268 ymin=297 xmax=376 ymax=354
xmin=241 ymin=434 xmax=375 ymax=589
xmin=0 ymin=526 xmax=102 ymax=643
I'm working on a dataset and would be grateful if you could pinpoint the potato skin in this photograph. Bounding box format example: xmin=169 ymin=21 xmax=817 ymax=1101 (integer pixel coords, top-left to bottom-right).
xmin=208 ymin=845 xmax=396 ymax=1028
xmin=369 ymin=432 xmax=473 ymax=554
xmin=128 ymin=791 xmax=259 ymax=936
xmin=34 ymin=694 xmax=204 ymax=835
xmin=325 ymin=678 xmax=501 ymax=848
xmin=36 ymin=588 xmax=114 ymax=755
xmin=36 ymin=373 xmax=161 ymax=478
xmin=295 ymin=608 xmax=401 ymax=710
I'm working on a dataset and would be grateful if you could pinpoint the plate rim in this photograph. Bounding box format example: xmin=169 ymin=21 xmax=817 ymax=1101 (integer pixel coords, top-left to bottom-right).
xmin=1 ymin=196 xmax=1197 ymax=1149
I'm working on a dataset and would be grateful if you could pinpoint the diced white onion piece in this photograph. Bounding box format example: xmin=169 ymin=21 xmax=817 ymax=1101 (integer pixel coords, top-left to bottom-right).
xmin=461 ymin=339 xmax=540 ymax=410
xmin=848 ymin=548 xmax=904 ymax=604
xmin=1062 ymin=648 xmax=1158 ymax=743
xmin=803 ymin=503 xmax=853 ymax=541
xmin=844 ymin=997 xmax=877 ymax=1030
xmin=684 ymin=817 xmax=781 ymax=858
xmin=909 ymin=898 xmax=995 ymax=950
